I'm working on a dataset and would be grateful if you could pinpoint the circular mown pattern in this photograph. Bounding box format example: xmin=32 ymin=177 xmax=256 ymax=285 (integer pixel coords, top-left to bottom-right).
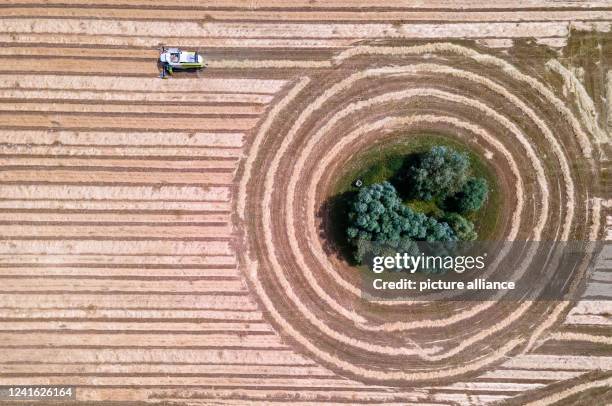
xmin=236 ymin=43 xmax=598 ymax=385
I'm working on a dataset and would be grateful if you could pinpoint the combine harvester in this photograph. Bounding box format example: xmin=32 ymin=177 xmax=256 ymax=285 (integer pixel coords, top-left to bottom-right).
xmin=159 ymin=46 xmax=206 ymax=78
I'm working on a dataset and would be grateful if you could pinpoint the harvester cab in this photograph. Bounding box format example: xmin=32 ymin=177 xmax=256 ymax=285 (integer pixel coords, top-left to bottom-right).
xmin=159 ymin=46 xmax=206 ymax=78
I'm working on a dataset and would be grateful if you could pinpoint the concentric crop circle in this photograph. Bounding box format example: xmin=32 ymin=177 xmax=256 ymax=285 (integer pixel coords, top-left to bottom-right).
xmin=235 ymin=43 xmax=599 ymax=384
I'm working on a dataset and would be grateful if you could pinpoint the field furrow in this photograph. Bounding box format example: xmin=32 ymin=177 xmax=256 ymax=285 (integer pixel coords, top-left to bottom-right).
xmin=0 ymin=1 xmax=609 ymax=404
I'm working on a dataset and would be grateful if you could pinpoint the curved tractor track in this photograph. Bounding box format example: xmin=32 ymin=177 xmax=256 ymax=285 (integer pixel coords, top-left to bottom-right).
xmin=1 ymin=2 xmax=611 ymax=405
xmin=237 ymin=42 xmax=604 ymax=387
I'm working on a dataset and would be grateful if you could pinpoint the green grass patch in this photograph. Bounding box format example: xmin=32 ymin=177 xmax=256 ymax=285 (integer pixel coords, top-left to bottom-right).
xmin=358 ymin=156 xmax=404 ymax=186
xmin=405 ymin=199 xmax=444 ymax=218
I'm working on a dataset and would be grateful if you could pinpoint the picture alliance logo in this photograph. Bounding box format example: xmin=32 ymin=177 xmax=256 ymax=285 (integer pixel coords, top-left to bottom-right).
xmin=371 ymin=252 xmax=488 ymax=274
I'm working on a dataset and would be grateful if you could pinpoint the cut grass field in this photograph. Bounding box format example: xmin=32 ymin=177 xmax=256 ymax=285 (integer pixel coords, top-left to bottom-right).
xmin=3 ymin=4 xmax=609 ymax=401
xmin=327 ymin=133 xmax=502 ymax=262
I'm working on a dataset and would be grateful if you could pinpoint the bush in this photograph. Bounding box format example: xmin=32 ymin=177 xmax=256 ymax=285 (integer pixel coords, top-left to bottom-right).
xmin=453 ymin=177 xmax=488 ymax=213
xmin=442 ymin=212 xmax=477 ymax=241
xmin=346 ymin=182 xmax=456 ymax=262
xmin=408 ymin=146 xmax=470 ymax=201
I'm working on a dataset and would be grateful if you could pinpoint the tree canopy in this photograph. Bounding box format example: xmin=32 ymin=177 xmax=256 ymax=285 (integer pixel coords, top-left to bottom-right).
xmin=408 ymin=146 xmax=470 ymax=201
xmin=346 ymin=182 xmax=456 ymax=262
xmin=442 ymin=212 xmax=477 ymax=241
xmin=453 ymin=177 xmax=488 ymax=213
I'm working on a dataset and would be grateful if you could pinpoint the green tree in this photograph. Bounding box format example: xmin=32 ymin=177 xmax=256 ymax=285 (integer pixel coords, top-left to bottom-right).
xmin=408 ymin=146 xmax=470 ymax=201
xmin=454 ymin=177 xmax=488 ymax=213
xmin=346 ymin=182 xmax=456 ymax=262
xmin=442 ymin=212 xmax=477 ymax=241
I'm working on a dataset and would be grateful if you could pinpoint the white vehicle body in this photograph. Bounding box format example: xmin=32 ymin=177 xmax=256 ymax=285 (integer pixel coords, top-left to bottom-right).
xmin=159 ymin=47 xmax=205 ymax=77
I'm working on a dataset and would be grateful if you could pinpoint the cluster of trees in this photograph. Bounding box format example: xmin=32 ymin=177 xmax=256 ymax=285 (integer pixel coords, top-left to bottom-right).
xmin=346 ymin=146 xmax=489 ymax=263
xmin=346 ymin=182 xmax=456 ymax=262
xmin=408 ymin=146 xmax=488 ymax=213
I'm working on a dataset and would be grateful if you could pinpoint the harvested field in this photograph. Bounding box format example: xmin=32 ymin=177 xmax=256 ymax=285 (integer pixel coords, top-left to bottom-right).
xmin=0 ymin=1 xmax=611 ymax=405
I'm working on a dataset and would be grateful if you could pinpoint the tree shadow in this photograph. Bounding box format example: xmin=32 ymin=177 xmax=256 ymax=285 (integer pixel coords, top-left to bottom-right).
xmin=389 ymin=152 xmax=421 ymax=200
xmin=317 ymin=190 xmax=359 ymax=266
xmin=441 ymin=194 xmax=461 ymax=213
